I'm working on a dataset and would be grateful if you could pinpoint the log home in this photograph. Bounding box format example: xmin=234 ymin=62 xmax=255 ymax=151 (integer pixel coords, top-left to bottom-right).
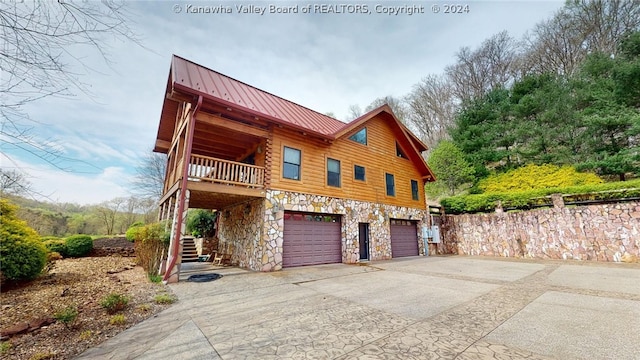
xmin=155 ymin=55 xmax=435 ymax=282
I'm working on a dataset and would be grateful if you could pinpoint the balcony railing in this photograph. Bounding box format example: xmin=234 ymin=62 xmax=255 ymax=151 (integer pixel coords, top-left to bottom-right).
xmin=188 ymin=154 xmax=265 ymax=188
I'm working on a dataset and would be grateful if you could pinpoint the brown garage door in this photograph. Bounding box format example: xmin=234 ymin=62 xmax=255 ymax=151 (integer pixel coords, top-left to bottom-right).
xmin=390 ymin=219 xmax=419 ymax=257
xmin=283 ymin=212 xmax=342 ymax=267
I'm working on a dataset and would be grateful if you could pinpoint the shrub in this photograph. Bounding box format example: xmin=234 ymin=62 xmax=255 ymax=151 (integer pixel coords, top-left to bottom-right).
xmin=186 ymin=209 xmax=217 ymax=238
xmin=134 ymin=222 xmax=170 ymax=276
xmin=53 ymin=306 xmax=78 ymax=329
xmin=64 ymin=235 xmax=93 ymax=257
xmin=43 ymin=239 xmax=68 ymax=257
xmin=100 ymin=293 xmax=129 ymax=314
xmin=441 ymin=178 xmax=640 ymax=214
xmin=0 ymin=199 xmax=47 ymax=281
xmin=478 ymin=164 xmax=602 ymax=193
xmin=125 ymin=221 xmax=145 ymax=242
xmin=109 ymin=314 xmax=126 ymax=325
xmin=40 ymin=236 xmax=63 ymax=242
xmin=154 ymin=293 xmax=176 ymax=304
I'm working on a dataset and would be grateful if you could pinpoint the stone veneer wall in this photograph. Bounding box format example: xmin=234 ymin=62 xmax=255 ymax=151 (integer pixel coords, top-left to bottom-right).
xmin=217 ymin=198 xmax=265 ymax=270
xmin=217 ymin=190 xmax=429 ymax=271
xmin=440 ymin=201 xmax=640 ymax=262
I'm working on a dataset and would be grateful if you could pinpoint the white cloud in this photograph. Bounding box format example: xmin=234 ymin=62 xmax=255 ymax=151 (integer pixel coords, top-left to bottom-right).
xmin=1 ymin=153 xmax=130 ymax=205
xmin=4 ymin=0 xmax=565 ymax=204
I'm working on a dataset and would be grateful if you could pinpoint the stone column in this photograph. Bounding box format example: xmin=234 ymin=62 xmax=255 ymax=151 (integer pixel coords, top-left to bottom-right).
xmin=551 ymin=193 xmax=564 ymax=209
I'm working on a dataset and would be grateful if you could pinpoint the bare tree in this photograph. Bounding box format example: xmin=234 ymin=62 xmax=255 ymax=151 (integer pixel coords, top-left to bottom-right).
xmin=522 ymin=1 xmax=640 ymax=76
xmin=346 ymin=104 xmax=363 ymax=121
xmin=365 ymin=96 xmax=409 ymax=124
xmin=0 ymin=168 xmax=32 ymax=196
xmin=131 ymin=151 xmax=167 ymax=201
xmin=445 ymin=31 xmax=520 ymax=103
xmin=119 ymin=196 xmax=141 ymax=233
xmin=521 ymin=9 xmax=589 ymax=76
xmin=569 ymin=0 xmax=640 ymax=56
xmin=405 ymin=74 xmax=459 ymax=150
xmin=95 ymin=197 xmax=126 ymax=236
xmin=0 ymin=1 xmax=138 ymax=190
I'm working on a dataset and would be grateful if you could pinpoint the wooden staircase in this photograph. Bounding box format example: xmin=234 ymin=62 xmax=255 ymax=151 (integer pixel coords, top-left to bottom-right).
xmin=181 ymin=237 xmax=199 ymax=263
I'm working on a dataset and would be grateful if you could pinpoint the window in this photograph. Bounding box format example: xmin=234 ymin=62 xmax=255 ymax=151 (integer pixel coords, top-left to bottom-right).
xmin=327 ymin=158 xmax=341 ymax=187
xmin=348 ymin=128 xmax=367 ymax=145
xmin=396 ymin=142 xmax=407 ymax=158
xmin=411 ymin=180 xmax=419 ymax=200
xmin=283 ymin=146 xmax=301 ymax=180
xmin=354 ymin=165 xmax=366 ymax=181
xmin=385 ymin=173 xmax=395 ymax=196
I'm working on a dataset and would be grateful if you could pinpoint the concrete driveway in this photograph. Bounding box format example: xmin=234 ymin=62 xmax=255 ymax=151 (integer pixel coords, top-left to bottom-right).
xmin=76 ymin=256 xmax=640 ymax=359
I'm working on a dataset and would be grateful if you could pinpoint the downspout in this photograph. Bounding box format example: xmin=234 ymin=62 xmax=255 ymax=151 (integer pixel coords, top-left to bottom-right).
xmin=163 ymin=95 xmax=202 ymax=282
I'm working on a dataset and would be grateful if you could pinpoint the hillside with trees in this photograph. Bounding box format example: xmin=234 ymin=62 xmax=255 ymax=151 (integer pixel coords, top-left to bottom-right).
xmin=4 ymin=1 xmax=640 ymax=220
xmin=348 ymin=0 xmax=640 ymax=201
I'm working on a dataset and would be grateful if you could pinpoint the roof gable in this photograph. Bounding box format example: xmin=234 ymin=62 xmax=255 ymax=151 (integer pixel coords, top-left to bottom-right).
xmin=335 ymin=105 xmax=434 ymax=180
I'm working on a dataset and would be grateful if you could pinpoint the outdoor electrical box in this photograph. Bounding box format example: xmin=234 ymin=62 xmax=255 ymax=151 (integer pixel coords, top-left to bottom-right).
xmin=430 ymin=226 xmax=441 ymax=243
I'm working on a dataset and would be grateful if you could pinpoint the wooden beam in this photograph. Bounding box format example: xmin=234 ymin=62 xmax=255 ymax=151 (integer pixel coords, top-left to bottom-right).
xmin=187 ymin=181 xmax=266 ymax=198
xmin=196 ymin=112 xmax=270 ymax=138
xmin=159 ymin=181 xmax=181 ymax=206
xmin=154 ymin=139 xmax=170 ymax=152
xmin=166 ymin=90 xmax=193 ymax=103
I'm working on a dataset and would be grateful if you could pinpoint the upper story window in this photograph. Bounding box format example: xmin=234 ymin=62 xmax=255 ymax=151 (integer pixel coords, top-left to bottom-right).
xmin=327 ymin=158 xmax=341 ymax=187
xmin=348 ymin=128 xmax=367 ymax=145
xmin=385 ymin=173 xmax=395 ymax=196
xmin=411 ymin=180 xmax=419 ymax=200
xmin=354 ymin=165 xmax=366 ymax=181
xmin=396 ymin=142 xmax=407 ymax=158
xmin=283 ymin=146 xmax=301 ymax=180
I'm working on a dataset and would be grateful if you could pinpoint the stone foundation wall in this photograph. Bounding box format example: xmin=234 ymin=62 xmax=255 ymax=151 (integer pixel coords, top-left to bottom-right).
xmin=217 ymin=190 xmax=428 ymax=272
xmin=440 ymin=202 xmax=640 ymax=262
xmin=217 ymin=199 xmax=265 ymax=270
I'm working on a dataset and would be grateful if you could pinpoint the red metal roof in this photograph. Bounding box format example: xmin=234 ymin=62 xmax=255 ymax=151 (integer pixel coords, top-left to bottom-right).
xmin=171 ymin=55 xmax=346 ymax=136
xmin=158 ymin=55 xmax=433 ymax=180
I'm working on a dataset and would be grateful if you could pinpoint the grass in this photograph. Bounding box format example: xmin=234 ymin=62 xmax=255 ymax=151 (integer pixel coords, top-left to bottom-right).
xmin=28 ymin=353 xmax=55 ymax=360
xmin=154 ymin=293 xmax=176 ymax=304
xmin=79 ymin=330 xmax=93 ymax=341
xmin=109 ymin=314 xmax=126 ymax=325
xmin=148 ymin=273 xmax=163 ymax=283
xmin=53 ymin=306 xmax=78 ymax=329
xmin=100 ymin=293 xmax=129 ymax=314
xmin=0 ymin=341 xmax=11 ymax=354
xmin=137 ymin=303 xmax=152 ymax=312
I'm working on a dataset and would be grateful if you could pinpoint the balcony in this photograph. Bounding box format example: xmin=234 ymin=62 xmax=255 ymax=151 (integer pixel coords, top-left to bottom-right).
xmin=188 ymin=154 xmax=265 ymax=187
xmin=162 ymin=154 xmax=266 ymax=209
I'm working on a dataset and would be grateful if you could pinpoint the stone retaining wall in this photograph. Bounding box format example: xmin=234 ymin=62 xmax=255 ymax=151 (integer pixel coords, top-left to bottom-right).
xmin=90 ymin=248 xmax=135 ymax=257
xmin=440 ymin=200 xmax=640 ymax=262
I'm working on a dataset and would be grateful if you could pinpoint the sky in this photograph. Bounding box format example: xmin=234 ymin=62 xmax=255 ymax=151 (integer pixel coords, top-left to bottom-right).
xmin=1 ymin=0 xmax=564 ymax=205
